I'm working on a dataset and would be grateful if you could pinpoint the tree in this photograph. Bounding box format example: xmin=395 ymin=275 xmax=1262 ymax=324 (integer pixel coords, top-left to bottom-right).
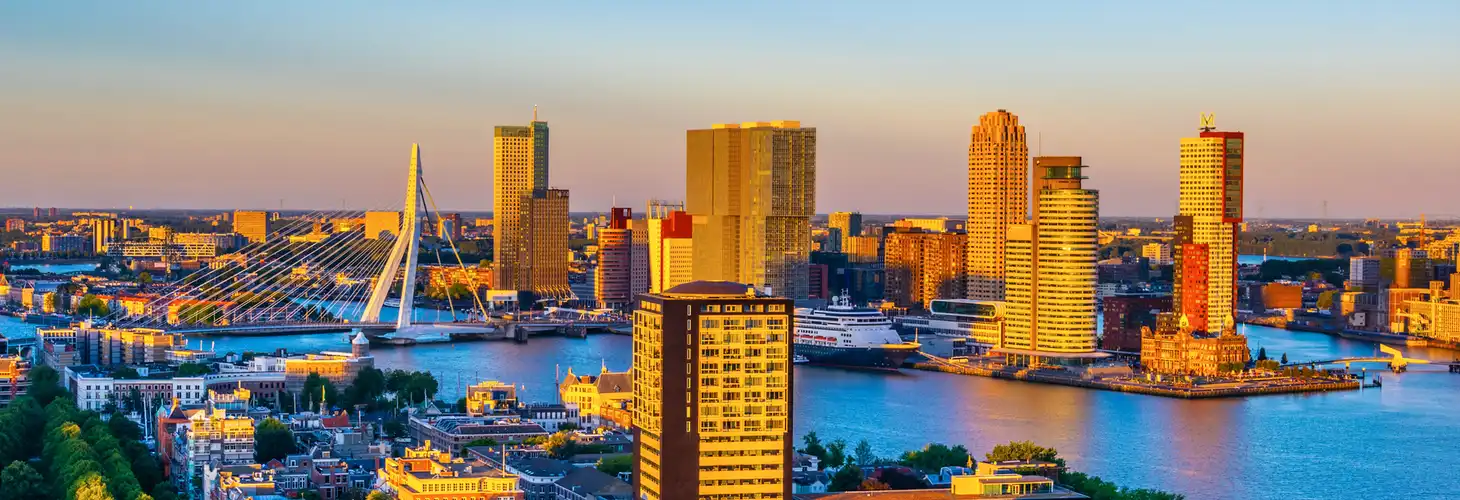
xmin=365 ymin=492 xmax=394 ymax=500
xmin=1316 ymin=290 xmax=1337 ymax=310
xmin=597 ymin=455 xmax=632 ymax=476
xmin=853 ymin=439 xmax=877 ymax=467
xmin=463 ymin=438 xmax=499 ymax=449
xmin=26 ymin=366 xmax=65 ymax=406
xmin=137 ymin=272 xmax=153 ymax=288
xmin=1256 ymin=347 xmax=1268 ymax=361
xmin=174 ymin=363 xmax=210 ymax=377
xmin=254 ymin=418 xmax=297 ymax=463
xmin=0 ymin=461 xmax=47 ymax=500
xmin=1281 ymin=353 xmax=1289 ymax=364
xmin=899 ymin=443 xmax=971 ymax=472
xmin=826 ymin=439 xmax=848 ymax=468
xmin=110 ymin=368 xmax=140 ymax=380
xmin=73 ymin=473 xmax=114 ymax=500
xmin=383 ymin=420 xmax=406 ymax=439
xmin=859 ymin=478 xmax=891 ymax=491
xmin=301 ymin=373 xmax=339 ymax=412
xmin=544 ymin=431 xmax=579 ymax=459
xmin=76 ymin=294 xmax=110 ymax=317
xmin=800 ymin=432 xmax=828 ymax=464
xmin=985 ymin=441 xmax=1065 ymax=467
xmin=829 ymin=463 xmax=863 ymax=492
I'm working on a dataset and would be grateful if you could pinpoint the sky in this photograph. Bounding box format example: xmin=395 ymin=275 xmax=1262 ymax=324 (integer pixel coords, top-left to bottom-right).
xmin=1 ymin=1 xmax=1457 ymax=219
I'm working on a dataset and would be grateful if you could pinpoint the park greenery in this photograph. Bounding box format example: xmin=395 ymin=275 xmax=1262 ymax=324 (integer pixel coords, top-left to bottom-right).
xmin=0 ymin=366 xmax=177 ymax=500
xmin=798 ymin=434 xmax=1184 ymax=499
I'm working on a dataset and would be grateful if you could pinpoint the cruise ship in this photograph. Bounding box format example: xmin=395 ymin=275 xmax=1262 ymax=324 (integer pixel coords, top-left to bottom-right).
xmin=794 ymin=295 xmax=920 ymax=370
xmin=894 ymin=299 xmax=1003 ymax=353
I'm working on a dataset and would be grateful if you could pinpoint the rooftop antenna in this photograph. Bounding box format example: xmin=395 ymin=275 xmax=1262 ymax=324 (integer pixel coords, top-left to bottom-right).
xmin=533 ymin=105 xmax=538 ymax=122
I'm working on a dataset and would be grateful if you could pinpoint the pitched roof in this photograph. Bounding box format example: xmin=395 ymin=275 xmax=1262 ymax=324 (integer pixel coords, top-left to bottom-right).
xmin=555 ymin=467 xmax=631 ymax=496
xmin=595 ymin=371 xmax=631 ymax=394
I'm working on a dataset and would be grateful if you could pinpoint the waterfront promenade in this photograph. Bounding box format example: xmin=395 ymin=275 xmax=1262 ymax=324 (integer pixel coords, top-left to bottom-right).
xmin=909 ymin=359 xmax=1363 ymax=398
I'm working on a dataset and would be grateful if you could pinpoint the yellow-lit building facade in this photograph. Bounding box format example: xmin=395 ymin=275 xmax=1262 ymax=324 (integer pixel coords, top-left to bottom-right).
xmin=558 ymin=367 xmax=632 ymax=426
xmin=364 ymin=211 xmax=402 ymax=240
xmin=967 ymin=110 xmax=1028 ymax=302
xmin=492 ymin=116 xmax=550 ymax=292
xmin=1175 ymin=120 xmax=1244 ymax=333
xmin=843 ymin=235 xmax=880 ymax=264
xmin=1001 ymin=157 xmax=1101 ymax=364
xmin=687 ymin=121 xmax=816 ymax=299
xmin=632 ymin=281 xmax=793 ymax=500
xmin=884 ymin=231 xmax=966 ymax=309
xmin=464 ymin=380 xmax=518 ymax=416
xmin=381 ymin=442 xmax=523 ymax=500
xmin=1140 ymin=314 xmax=1250 ymax=376
xmin=232 ymin=210 xmax=269 ymax=244
xmin=647 ymin=208 xmax=694 ymax=294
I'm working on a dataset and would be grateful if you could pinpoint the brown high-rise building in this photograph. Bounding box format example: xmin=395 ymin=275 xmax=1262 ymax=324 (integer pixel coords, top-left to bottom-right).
xmin=595 ymin=208 xmax=634 ymax=308
xmin=519 ymin=189 xmax=570 ymax=298
xmin=632 ymin=281 xmax=793 ymax=500
xmin=966 ymin=110 xmax=1028 ymax=301
xmin=686 ymin=121 xmax=816 ymax=299
xmin=233 ymin=210 xmax=270 ymax=244
xmin=1102 ymin=294 xmax=1172 ymax=352
xmin=884 ymin=230 xmax=967 ymax=309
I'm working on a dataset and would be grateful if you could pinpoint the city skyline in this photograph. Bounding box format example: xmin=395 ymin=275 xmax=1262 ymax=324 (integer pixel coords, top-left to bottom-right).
xmin=3 ymin=2 xmax=1458 ymax=218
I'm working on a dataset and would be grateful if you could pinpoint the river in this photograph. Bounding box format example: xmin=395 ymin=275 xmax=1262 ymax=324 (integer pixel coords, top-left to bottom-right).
xmin=2 ymin=310 xmax=1456 ymax=499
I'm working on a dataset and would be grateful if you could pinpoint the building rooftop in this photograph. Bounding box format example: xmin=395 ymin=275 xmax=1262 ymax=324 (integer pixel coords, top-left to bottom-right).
xmin=555 ymin=467 xmax=631 ymax=497
xmin=662 ymin=280 xmax=756 ymax=297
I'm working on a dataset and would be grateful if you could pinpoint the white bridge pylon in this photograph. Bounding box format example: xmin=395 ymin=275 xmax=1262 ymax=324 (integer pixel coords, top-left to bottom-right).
xmin=361 ymin=144 xmax=424 ymax=329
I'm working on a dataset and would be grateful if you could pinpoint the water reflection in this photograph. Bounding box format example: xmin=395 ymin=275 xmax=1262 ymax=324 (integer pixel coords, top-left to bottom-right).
xmin=1 ymin=313 xmax=1456 ymax=498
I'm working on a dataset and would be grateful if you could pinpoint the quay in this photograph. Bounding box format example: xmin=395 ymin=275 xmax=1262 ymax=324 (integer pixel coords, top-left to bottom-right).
xmin=909 ymin=360 xmax=1362 ymax=399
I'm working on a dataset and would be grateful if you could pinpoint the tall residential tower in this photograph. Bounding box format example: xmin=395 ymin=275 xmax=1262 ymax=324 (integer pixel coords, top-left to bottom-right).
xmin=967 ymin=110 xmax=1029 ymax=301
xmin=492 ymin=110 xmax=557 ymax=294
xmin=686 ymin=121 xmax=816 ymax=299
xmin=632 ymin=281 xmax=793 ymax=500
xmin=1174 ymin=115 xmax=1244 ymax=332
xmin=1001 ymin=157 xmax=1102 ymax=365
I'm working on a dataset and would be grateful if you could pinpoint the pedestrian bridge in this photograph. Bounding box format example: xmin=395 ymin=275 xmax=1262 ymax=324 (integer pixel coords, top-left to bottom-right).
xmin=1287 ymin=345 xmax=1460 ymax=371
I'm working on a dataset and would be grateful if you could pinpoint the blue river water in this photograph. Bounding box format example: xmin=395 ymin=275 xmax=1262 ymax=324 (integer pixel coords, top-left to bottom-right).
xmin=6 ymin=262 xmax=101 ymax=274
xmin=3 ymin=308 xmax=1455 ymax=500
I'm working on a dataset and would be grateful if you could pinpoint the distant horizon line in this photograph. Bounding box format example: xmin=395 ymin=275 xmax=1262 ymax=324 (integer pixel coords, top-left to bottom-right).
xmin=0 ymin=207 xmax=1443 ymax=223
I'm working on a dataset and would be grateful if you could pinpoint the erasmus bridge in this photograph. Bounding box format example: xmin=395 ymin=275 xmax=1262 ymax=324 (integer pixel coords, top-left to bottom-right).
xmin=105 ymin=145 xmax=627 ymax=344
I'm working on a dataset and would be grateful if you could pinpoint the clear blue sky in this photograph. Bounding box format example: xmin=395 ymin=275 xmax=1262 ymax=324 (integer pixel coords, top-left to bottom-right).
xmin=2 ymin=1 xmax=1456 ymax=218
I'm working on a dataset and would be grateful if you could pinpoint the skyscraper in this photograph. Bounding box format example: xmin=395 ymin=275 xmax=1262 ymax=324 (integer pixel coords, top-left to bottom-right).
xmin=687 ymin=121 xmax=816 ymax=299
xmin=647 ymin=203 xmax=694 ymax=294
xmin=632 ymin=281 xmax=793 ymax=500
xmin=628 ymin=218 xmax=651 ymax=298
xmin=233 ymin=210 xmax=269 ymax=244
xmin=595 ymin=208 xmax=633 ymax=308
xmin=493 ymin=111 xmax=550 ymax=291
xmin=967 ymin=110 xmax=1029 ymax=301
xmin=828 ymin=211 xmax=862 ymax=251
xmin=1174 ymin=115 xmax=1244 ymax=332
xmin=884 ymin=230 xmax=966 ymax=309
xmin=521 ymin=189 xmax=571 ymax=298
xmin=91 ymin=218 xmax=117 ymax=254
xmin=437 ymin=212 xmax=462 ymax=241
xmin=1002 ymin=157 xmax=1101 ymax=365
